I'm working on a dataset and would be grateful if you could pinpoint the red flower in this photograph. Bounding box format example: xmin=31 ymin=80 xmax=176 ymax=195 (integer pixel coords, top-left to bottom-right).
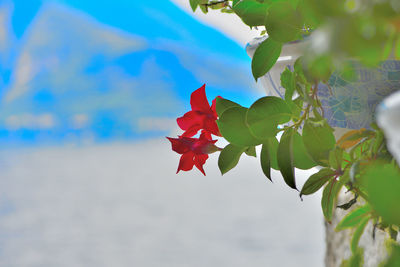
xmin=177 ymin=84 xmax=221 ymax=137
xmin=167 ymin=131 xmax=219 ymax=175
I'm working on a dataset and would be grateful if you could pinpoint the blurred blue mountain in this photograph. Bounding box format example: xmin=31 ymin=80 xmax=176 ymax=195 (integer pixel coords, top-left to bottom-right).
xmin=0 ymin=0 xmax=259 ymax=146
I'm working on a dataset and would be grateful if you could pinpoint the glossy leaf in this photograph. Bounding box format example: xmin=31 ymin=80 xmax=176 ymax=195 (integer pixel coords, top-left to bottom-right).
xmin=264 ymin=2 xmax=303 ymax=43
xmin=281 ymin=67 xmax=295 ymax=101
xmin=251 ymin=38 xmax=282 ymax=81
xmin=329 ymin=148 xmax=343 ymax=170
xmin=245 ymin=146 xmax=257 ymax=157
xmin=300 ymin=168 xmax=335 ymax=196
xmin=232 ymin=0 xmax=270 ymax=27
xmin=303 ymin=118 xmax=336 ymax=166
xmin=215 ymin=98 xmax=241 ymax=117
xmin=260 ymin=138 xmax=279 ymax=180
xmin=362 ymin=162 xmax=400 ymax=225
xmin=246 ymin=96 xmax=291 ymax=140
xmin=189 ymin=0 xmax=200 ymax=11
xmin=293 ymin=132 xmax=317 ymax=170
xmin=337 ymin=128 xmax=374 ymax=149
xmin=336 ymin=205 xmax=372 ymax=231
xmin=218 ymin=144 xmax=246 ymax=175
xmin=217 ymin=107 xmax=261 ymax=146
xmin=277 ymin=128 xmax=296 ymax=189
xmin=322 ymin=178 xmax=344 ymax=222
xmin=351 ymin=216 xmax=369 ymax=254
xmin=383 ymin=244 xmax=400 ymax=267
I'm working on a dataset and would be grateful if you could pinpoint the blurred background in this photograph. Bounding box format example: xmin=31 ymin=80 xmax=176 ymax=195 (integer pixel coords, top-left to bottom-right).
xmin=0 ymin=0 xmax=324 ymax=266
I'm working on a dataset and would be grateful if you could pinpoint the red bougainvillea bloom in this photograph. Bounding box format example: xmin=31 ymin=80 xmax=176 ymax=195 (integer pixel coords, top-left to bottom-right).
xmin=177 ymin=84 xmax=221 ymax=137
xmin=167 ymin=131 xmax=219 ymax=175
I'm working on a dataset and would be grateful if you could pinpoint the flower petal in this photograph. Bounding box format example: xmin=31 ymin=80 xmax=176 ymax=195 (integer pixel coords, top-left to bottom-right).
xmin=177 ymin=151 xmax=195 ymax=173
xmin=177 ymin=111 xmax=202 ymax=129
xmin=190 ymin=84 xmax=211 ymax=113
xmin=194 ymin=154 xmax=209 ymax=175
xmin=181 ymin=124 xmax=202 ymax=137
xmin=166 ymin=137 xmax=189 ymax=154
xmin=204 ymin=118 xmax=221 ymax=136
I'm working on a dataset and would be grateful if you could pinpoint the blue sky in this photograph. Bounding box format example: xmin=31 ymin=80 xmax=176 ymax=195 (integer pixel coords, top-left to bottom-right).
xmin=0 ymin=0 xmax=262 ymax=146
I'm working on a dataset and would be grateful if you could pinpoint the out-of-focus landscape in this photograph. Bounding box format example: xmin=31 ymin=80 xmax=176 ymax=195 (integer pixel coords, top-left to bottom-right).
xmin=0 ymin=0 xmax=324 ymax=266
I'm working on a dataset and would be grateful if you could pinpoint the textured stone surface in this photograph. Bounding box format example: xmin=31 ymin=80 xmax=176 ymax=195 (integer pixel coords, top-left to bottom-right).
xmin=325 ymin=190 xmax=391 ymax=267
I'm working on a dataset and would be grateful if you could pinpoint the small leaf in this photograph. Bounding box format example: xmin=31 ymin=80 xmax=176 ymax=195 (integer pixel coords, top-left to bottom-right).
xmin=362 ymin=162 xmax=400 ymax=225
xmin=218 ymin=107 xmax=261 ymax=147
xmin=322 ymin=178 xmax=344 ymax=222
xmin=329 ymin=148 xmax=343 ymax=170
xmin=189 ymin=0 xmax=200 ymax=11
xmin=277 ymin=128 xmax=296 ymax=189
xmin=382 ymin=243 xmax=400 ymax=267
xmin=336 ymin=205 xmax=372 ymax=231
xmin=303 ymin=118 xmax=336 ymax=166
xmin=292 ymin=132 xmax=317 ymax=170
xmin=260 ymin=138 xmax=279 ymax=180
xmin=351 ymin=216 xmax=369 ymax=254
xmin=218 ymin=144 xmax=246 ymax=175
xmin=246 ymin=96 xmax=291 ymax=140
xmin=300 ymin=168 xmax=335 ymax=196
xmin=281 ymin=68 xmax=295 ymax=101
xmin=264 ymin=2 xmax=303 ymax=43
xmin=251 ymin=38 xmax=282 ymax=81
xmin=245 ymin=146 xmax=257 ymax=157
xmin=215 ymin=98 xmax=241 ymax=117
xmin=232 ymin=0 xmax=270 ymax=27
xmin=337 ymin=128 xmax=374 ymax=149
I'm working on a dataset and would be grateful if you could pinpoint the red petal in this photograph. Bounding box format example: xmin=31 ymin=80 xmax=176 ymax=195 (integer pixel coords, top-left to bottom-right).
xmin=181 ymin=124 xmax=202 ymax=137
xmin=199 ymin=130 xmax=212 ymax=141
xmin=166 ymin=137 xmax=189 ymax=154
xmin=190 ymin=84 xmax=211 ymax=113
xmin=194 ymin=154 xmax=209 ymax=175
xmin=177 ymin=151 xmax=195 ymax=173
xmin=204 ymin=118 xmax=221 ymax=137
xmin=177 ymin=111 xmax=203 ymax=129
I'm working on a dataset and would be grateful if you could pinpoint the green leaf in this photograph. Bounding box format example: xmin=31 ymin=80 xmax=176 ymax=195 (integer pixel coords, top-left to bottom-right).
xmin=303 ymin=118 xmax=336 ymax=166
xmin=329 ymin=148 xmax=343 ymax=170
xmin=292 ymin=132 xmax=317 ymax=170
xmin=300 ymin=168 xmax=335 ymax=196
xmin=246 ymin=96 xmax=291 ymax=140
xmin=189 ymin=0 xmax=200 ymax=11
xmin=351 ymin=216 xmax=369 ymax=254
xmin=251 ymin=38 xmax=282 ymax=81
xmin=336 ymin=205 xmax=372 ymax=231
xmin=396 ymin=35 xmax=400 ymax=60
xmin=301 ymin=54 xmax=333 ymax=82
xmin=322 ymin=178 xmax=344 ymax=222
xmin=260 ymin=138 xmax=279 ymax=180
xmin=217 ymin=107 xmax=261 ymax=147
xmin=289 ymin=97 xmax=303 ymax=119
xmin=281 ymin=67 xmax=295 ymax=101
xmin=382 ymin=243 xmax=400 ymax=267
xmin=264 ymin=2 xmax=303 ymax=43
xmin=277 ymin=128 xmax=296 ymax=189
xmin=343 ymin=247 xmax=364 ymax=267
xmin=232 ymin=0 xmax=270 ymax=27
xmin=245 ymin=146 xmax=257 ymax=157
xmin=215 ymin=98 xmax=241 ymax=117
xmin=218 ymin=144 xmax=246 ymax=175
xmin=362 ymin=162 xmax=400 ymax=225
xmin=199 ymin=0 xmax=208 ymax=13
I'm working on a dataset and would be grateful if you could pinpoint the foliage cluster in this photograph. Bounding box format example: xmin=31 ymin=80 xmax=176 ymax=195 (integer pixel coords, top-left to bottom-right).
xmin=184 ymin=0 xmax=400 ymax=265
